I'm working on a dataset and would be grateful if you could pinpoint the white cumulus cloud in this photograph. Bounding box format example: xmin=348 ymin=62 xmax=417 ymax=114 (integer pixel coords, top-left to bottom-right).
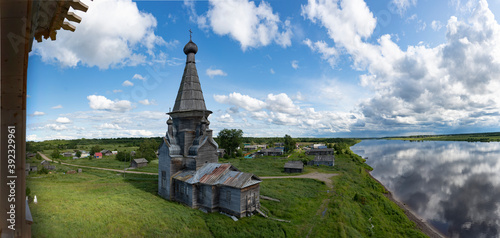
xmin=31 ymin=111 xmax=45 ymax=116
xmin=133 ymin=74 xmax=146 ymax=80
xmin=56 ymin=117 xmax=72 ymax=123
xmin=87 ymin=95 xmax=133 ymax=112
xmin=188 ymin=0 xmax=292 ymax=51
xmin=122 ymin=80 xmax=134 ymax=87
xmin=32 ymin=0 xmax=165 ymax=69
xmin=206 ymin=68 xmax=228 ymax=78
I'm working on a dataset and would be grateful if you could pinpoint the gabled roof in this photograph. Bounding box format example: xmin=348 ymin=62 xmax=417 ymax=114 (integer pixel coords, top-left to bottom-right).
xmin=314 ymin=155 xmax=335 ymax=161
xmin=308 ymin=148 xmax=334 ymax=152
xmin=133 ymin=158 xmax=148 ymax=164
xmin=284 ymin=161 xmax=304 ymax=169
xmin=172 ymin=163 xmax=261 ymax=189
xmin=94 ymin=152 xmax=102 ymax=156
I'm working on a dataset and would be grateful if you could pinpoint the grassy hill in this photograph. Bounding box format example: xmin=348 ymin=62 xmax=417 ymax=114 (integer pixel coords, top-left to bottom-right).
xmin=27 ymin=140 xmax=427 ymax=237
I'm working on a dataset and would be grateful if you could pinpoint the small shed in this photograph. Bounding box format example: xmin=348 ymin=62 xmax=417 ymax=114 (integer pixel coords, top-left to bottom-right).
xmin=308 ymin=155 xmax=335 ymax=167
xmin=94 ymin=152 xmax=102 ymax=159
xmin=41 ymin=160 xmax=49 ymax=165
xmin=284 ymin=161 xmax=303 ymax=173
xmin=112 ymin=151 xmax=118 ymax=155
xmin=217 ymin=149 xmax=226 ymax=158
xmin=30 ymin=166 xmax=38 ymax=172
xmin=63 ymin=152 xmax=73 ymax=157
xmin=26 ymin=152 xmax=36 ymax=158
xmin=130 ymin=158 xmax=148 ymax=168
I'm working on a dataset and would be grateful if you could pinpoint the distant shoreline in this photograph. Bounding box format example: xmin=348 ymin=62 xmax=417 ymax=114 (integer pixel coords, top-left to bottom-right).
xmin=366 ymin=171 xmax=447 ymax=238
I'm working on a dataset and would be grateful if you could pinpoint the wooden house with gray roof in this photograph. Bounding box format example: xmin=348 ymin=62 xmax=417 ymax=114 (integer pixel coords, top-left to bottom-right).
xmin=284 ymin=161 xmax=304 ymax=173
xmin=306 ymin=148 xmax=334 ymax=156
xmin=130 ymin=158 xmax=148 ymax=168
xmin=158 ymin=38 xmax=261 ymax=218
xmin=308 ymin=155 xmax=335 ymax=166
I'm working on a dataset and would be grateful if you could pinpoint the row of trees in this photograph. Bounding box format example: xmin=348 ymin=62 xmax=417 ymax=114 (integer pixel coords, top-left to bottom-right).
xmin=216 ymin=129 xmax=297 ymax=158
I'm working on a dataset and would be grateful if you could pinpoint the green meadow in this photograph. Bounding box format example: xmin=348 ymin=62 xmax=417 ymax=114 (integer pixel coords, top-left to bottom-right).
xmin=27 ymin=143 xmax=427 ymax=237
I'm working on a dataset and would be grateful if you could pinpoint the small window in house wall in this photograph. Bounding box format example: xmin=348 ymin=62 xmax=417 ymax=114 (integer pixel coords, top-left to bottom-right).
xmin=161 ymin=171 xmax=166 ymax=189
xmin=226 ymin=191 xmax=231 ymax=203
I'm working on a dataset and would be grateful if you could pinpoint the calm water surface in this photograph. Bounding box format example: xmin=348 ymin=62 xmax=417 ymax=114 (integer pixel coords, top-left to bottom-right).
xmin=351 ymin=140 xmax=500 ymax=238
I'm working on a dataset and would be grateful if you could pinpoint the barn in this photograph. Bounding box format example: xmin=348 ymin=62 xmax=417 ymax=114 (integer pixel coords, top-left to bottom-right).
xmin=130 ymin=158 xmax=148 ymax=168
xmin=284 ymin=161 xmax=304 ymax=173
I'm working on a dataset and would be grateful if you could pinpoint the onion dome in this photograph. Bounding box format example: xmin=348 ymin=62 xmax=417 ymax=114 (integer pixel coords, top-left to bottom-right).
xmin=183 ymin=40 xmax=198 ymax=55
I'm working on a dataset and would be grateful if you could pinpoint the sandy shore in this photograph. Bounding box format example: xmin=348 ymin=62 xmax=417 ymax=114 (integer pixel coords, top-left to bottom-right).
xmin=366 ymin=172 xmax=447 ymax=238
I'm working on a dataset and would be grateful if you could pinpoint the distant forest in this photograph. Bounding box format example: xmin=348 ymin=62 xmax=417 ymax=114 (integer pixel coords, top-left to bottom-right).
xmin=386 ymin=132 xmax=500 ymax=142
xmin=26 ymin=136 xmax=359 ymax=152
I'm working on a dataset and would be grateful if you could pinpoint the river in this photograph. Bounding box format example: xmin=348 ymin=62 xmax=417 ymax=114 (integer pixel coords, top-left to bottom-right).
xmin=351 ymin=140 xmax=500 ymax=238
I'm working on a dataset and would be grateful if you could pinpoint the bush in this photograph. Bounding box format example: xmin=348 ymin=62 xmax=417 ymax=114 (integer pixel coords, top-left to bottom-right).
xmin=116 ymin=151 xmax=128 ymax=162
xmin=38 ymin=167 xmax=49 ymax=174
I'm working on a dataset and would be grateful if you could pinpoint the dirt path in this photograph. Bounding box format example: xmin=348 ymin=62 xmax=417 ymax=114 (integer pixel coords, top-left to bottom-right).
xmin=260 ymin=172 xmax=338 ymax=188
xmin=37 ymin=152 xmax=157 ymax=175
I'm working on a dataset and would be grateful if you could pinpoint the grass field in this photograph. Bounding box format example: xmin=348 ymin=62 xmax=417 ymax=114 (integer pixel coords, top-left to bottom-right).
xmin=28 ymin=146 xmax=427 ymax=237
xmin=41 ymin=149 xmax=158 ymax=173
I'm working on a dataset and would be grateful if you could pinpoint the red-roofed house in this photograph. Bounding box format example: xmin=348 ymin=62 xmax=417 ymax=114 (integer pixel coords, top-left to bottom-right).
xmin=94 ymin=152 xmax=102 ymax=159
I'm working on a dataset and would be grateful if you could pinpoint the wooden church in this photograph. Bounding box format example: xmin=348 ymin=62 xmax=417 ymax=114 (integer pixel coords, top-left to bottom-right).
xmin=158 ymin=38 xmax=261 ymax=218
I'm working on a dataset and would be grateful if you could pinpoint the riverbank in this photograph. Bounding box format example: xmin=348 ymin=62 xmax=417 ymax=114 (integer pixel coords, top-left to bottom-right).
xmin=366 ymin=172 xmax=446 ymax=238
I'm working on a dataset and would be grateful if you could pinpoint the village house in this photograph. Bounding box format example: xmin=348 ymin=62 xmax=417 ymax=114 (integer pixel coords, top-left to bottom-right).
xmin=257 ymin=148 xmax=284 ymax=156
xmin=26 ymin=152 xmax=36 ymax=158
xmin=308 ymin=155 xmax=335 ymax=167
xmin=62 ymin=152 xmax=73 ymax=157
xmin=312 ymin=143 xmax=326 ymax=149
xmin=100 ymin=150 xmax=113 ymax=156
xmin=130 ymin=158 xmax=148 ymax=168
xmin=112 ymin=151 xmax=118 ymax=155
xmin=41 ymin=161 xmax=55 ymax=170
xmin=158 ymin=39 xmax=261 ymax=218
xmin=244 ymin=145 xmax=258 ymax=151
xmin=306 ymin=148 xmax=335 ymax=156
xmin=94 ymin=152 xmax=102 ymax=159
xmin=284 ymin=161 xmax=304 ymax=173
xmin=217 ymin=149 xmax=226 ymax=158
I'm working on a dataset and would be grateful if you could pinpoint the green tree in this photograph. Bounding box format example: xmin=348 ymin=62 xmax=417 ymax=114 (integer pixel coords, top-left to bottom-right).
xmin=115 ymin=151 xmax=128 ymax=162
xmin=217 ymin=129 xmax=243 ymax=158
xmin=284 ymin=134 xmax=296 ymax=153
xmin=75 ymin=150 xmax=82 ymax=158
xmin=137 ymin=139 xmax=159 ymax=161
xmin=51 ymin=148 xmax=61 ymax=159
xmin=89 ymin=145 xmax=102 ymax=156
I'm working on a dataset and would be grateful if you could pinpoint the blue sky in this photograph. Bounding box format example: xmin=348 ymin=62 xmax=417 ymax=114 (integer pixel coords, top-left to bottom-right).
xmin=26 ymin=0 xmax=500 ymax=141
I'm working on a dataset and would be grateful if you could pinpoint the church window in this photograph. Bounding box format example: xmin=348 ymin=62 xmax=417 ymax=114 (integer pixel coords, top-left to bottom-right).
xmin=161 ymin=171 xmax=166 ymax=189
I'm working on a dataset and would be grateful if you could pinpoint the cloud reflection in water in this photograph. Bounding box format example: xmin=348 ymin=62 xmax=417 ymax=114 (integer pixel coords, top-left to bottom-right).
xmin=352 ymin=140 xmax=500 ymax=237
